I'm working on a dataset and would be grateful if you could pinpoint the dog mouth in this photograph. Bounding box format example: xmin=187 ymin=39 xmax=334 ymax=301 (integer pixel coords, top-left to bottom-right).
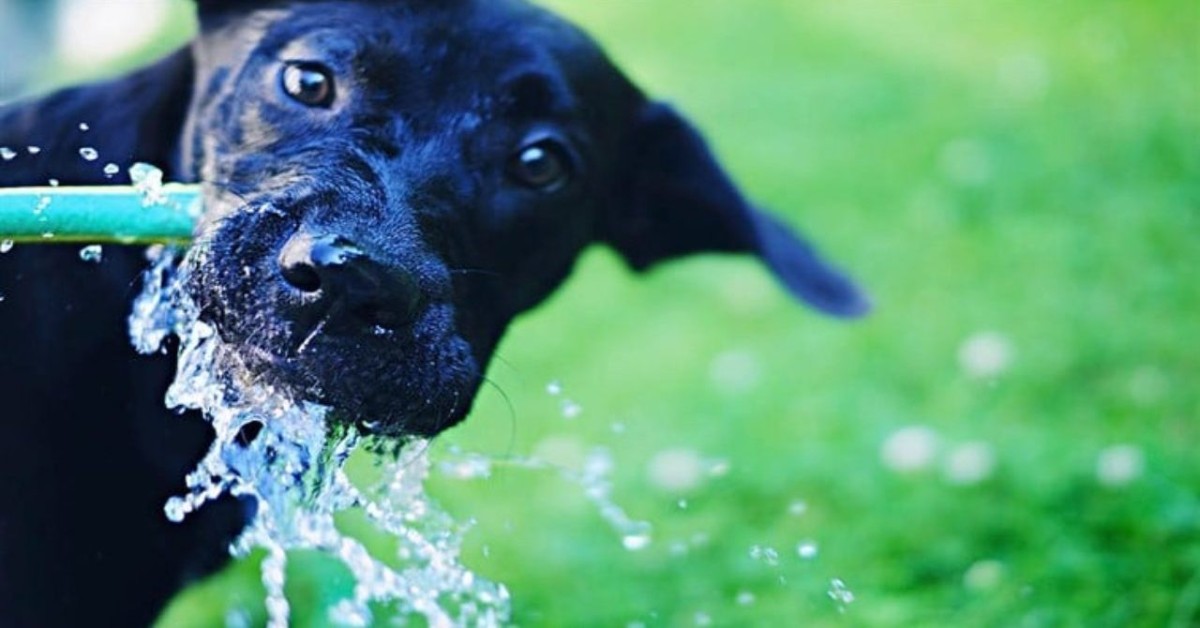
xmin=181 ymin=200 xmax=481 ymax=438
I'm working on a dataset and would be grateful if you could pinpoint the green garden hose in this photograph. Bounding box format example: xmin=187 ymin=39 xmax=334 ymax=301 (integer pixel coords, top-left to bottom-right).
xmin=0 ymin=185 xmax=200 ymax=244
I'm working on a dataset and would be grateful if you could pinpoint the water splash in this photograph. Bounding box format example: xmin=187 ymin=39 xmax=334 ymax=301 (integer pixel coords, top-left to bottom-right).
xmin=129 ymin=162 xmax=171 ymax=207
xmin=129 ymin=247 xmax=509 ymax=627
xmin=79 ymin=245 xmax=103 ymax=264
xmin=437 ymin=445 xmax=653 ymax=553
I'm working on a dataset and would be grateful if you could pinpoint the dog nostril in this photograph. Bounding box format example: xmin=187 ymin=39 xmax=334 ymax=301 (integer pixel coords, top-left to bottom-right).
xmin=280 ymin=230 xmax=350 ymax=295
xmin=277 ymin=230 xmax=421 ymax=328
xmin=235 ymin=421 xmax=264 ymax=447
xmin=280 ymin=260 xmax=323 ymax=293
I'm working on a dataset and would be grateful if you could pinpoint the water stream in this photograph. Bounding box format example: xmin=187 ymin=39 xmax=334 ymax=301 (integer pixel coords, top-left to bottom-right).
xmin=130 ymin=246 xmax=511 ymax=627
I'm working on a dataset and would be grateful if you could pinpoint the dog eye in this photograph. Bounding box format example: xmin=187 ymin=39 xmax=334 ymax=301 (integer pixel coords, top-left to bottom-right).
xmin=508 ymin=139 xmax=572 ymax=191
xmin=281 ymin=62 xmax=336 ymax=108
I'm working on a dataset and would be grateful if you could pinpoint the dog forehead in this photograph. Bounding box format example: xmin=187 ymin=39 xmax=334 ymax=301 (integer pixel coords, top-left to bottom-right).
xmin=195 ymin=0 xmax=621 ymax=110
xmin=198 ymin=0 xmax=600 ymax=64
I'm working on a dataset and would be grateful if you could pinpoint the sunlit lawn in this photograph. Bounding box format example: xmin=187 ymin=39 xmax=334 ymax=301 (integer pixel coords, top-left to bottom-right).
xmin=126 ymin=1 xmax=1200 ymax=625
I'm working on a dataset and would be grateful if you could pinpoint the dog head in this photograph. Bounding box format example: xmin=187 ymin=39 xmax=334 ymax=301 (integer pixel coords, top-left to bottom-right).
xmin=180 ymin=0 xmax=869 ymax=437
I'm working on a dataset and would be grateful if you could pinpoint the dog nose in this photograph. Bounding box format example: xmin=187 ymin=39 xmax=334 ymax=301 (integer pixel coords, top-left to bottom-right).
xmin=278 ymin=231 xmax=422 ymax=328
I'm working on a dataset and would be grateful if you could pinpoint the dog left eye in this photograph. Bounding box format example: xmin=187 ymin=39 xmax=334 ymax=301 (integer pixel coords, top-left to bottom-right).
xmin=508 ymin=139 xmax=572 ymax=191
xmin=281 ymin=62 xmax=336 ymax=107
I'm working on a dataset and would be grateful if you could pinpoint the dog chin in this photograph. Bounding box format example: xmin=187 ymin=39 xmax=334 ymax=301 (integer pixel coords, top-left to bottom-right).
xmin=181 ymin=221 xmax=479 ymax=438
xmin=284 ymin=335 xmax=476 ymax=437
xmin=199 ymin=305 xmax=480 ymax=438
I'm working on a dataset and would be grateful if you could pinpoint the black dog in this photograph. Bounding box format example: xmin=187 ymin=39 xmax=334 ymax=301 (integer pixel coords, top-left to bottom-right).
xmin=0 ymin=0 xmax=866 ymax=624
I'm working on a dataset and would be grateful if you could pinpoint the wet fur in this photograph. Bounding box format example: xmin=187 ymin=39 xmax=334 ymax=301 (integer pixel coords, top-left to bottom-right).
xmin=0 ymin=0 xmax=864 ymax=624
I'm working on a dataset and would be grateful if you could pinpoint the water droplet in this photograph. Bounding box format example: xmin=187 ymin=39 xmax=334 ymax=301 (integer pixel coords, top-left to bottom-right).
xmin=129 ymin=162 xmax=168 ymax=206
xmin=34 ymin=195 xmax=51 ymax=214
xmin=439 ymin=453 xmax=492 ymax=480
xmin=26 ymin=146 xmax=41 ymax=155
xmin=750 ymin=545 xmax=780 ymax=566
xmin=618 ymin=519 xmax=653 ymax=552
xmin=693 ymin=611 xmax=712 ymax=626
xmin=79 ymin=122 xmax=90 ymax=132
xmin=163 ymin=496 xmax=188 ymax=523
xmin=79 ymin=245 xmax=104 ymax=264
xmin=828 ymin=578 xmax=855 ymax=611
xmin=0 ymin=147 xmax=15 ymax=161
xmin=736 ymin=591 xmax=756 ymax=606
xmin=48 ymin=179 xmax=60 ymax=187
xmin=41 ymin=232 xmax=54 ymax=239
xmin=79 ymin=147 xmax=99 ymax=161
xmin=560 ymin=399 xmax=582 ymax=419
xmin=103 ymin=162 xmax=120 ymax=178
xmin=0 ymin=240 xmax=14 ymax=254
xmin=546 ymin=380 xmax=562 ymax=396
xmin=622 ymin=530 xmax=652 ymax=551
xmin=707 ymin=459 xmax=731 ymax=478
xmin=677 ymin=499 xmax=689 ymax=510
xmin=797 ymin=540 xmax=819 ymax=560
xmin=788 ymin=500 xmax=809 ymax=516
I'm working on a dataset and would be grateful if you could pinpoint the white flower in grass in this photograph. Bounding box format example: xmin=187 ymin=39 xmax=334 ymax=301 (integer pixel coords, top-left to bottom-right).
xmin=1096 ymin=444 xmax=1144 ymax=487
xmin=708 ymin=349 xmax=762 ymax=395
xmin=958 ymin=331 xmax=1014 ymax=379
xmin=943 ymin=441 xmax=996 ymax=486
xmin=647 ymin=448 xmax=705 ymax=492
xmin=881 ymin=425 xmax=939 ymax=473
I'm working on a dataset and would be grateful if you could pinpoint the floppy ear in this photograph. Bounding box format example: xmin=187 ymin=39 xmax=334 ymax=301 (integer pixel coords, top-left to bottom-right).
xmin=603 ymin=103 xmax=870 ymax=318
xmin=191 ymin=0 xmax=256 ymax=22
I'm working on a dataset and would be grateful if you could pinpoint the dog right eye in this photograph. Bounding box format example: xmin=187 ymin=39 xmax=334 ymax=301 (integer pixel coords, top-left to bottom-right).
xmin=507 ymin=138 xmax=573 ymax=192
xmin=281 ymin=62 xmax=336 ymax=108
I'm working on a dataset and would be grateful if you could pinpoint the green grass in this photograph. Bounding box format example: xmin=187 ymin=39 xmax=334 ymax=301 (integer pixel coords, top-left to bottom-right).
xmin=142 ymin=1 xmax=1200 ymax=625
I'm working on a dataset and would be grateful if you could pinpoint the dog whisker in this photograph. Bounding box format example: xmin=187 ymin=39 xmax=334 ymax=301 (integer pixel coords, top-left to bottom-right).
xmin=295 ymin=316 xmax=328 ymax=356
xmin=448 ymin=268 xmax=502 ymax=278
xmin=480 ymin=375 xmax=519 ymax=456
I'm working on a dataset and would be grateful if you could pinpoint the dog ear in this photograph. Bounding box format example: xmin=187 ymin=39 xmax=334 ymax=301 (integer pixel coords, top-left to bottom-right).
xmin=604 ymin=103 xmax=870 ymax=318
xmin=192 ymin=0 xmax=241 ymax=8
xmin=191 ymin=0 xmax=255 ymax=19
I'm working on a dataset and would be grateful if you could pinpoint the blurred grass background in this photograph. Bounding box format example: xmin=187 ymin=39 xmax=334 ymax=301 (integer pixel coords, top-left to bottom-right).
xmin=9 ymin=0 xmax=1197 ymax=625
